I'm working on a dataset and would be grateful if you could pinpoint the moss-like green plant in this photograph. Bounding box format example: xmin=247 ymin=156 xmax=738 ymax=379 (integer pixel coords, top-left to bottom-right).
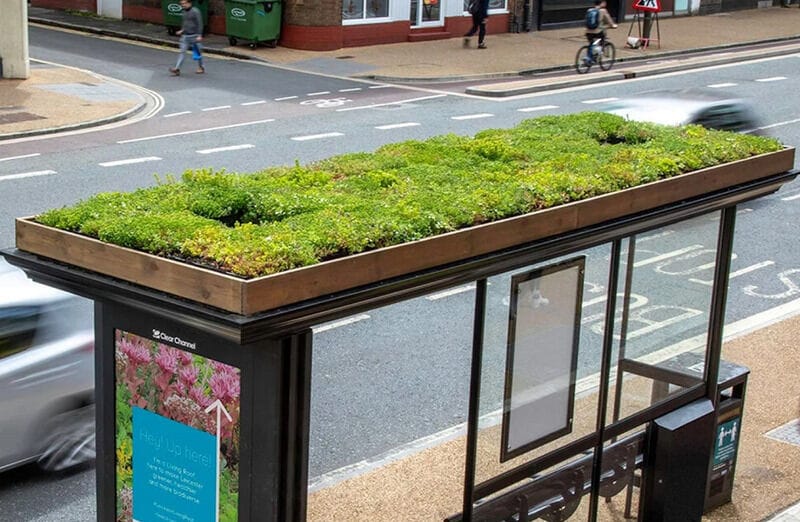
xmin=36 ymin=113 xmax=783 ymax=278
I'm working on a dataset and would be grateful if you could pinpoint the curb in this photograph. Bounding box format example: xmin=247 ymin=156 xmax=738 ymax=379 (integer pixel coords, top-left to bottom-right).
xmin=0 ymin=99 xmax=146 ymax=141
xmin=466 ymin=39 xmax=800 ymax=97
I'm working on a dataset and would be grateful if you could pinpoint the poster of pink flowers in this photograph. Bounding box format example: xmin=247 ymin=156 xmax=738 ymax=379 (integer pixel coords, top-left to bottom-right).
xmin=115 ymin=330 xmax=240 ymax=521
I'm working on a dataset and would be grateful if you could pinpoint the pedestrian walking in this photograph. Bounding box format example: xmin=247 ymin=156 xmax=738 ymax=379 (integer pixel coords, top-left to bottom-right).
xmin=463 ymin=0 xmax=490 ymax=49
xmin=169 ymin=0 xmax=204 ymax=76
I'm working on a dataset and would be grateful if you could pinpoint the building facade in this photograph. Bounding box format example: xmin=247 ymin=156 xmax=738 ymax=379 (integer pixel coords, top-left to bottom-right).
xmin=30 ymin=0 xmax=765 ymax=50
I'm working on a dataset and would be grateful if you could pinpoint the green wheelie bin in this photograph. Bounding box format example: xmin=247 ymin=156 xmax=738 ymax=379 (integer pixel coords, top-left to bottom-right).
xmin=163 ymin=0 xmax=208 ymax=36
xmin=225 ymin=0 xmax=281 ymax=49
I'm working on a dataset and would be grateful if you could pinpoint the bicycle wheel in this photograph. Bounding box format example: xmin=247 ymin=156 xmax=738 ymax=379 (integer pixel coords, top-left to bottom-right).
xmin=575 ymin=46 xmax=592 ymax=74
xmin=598 ymin=41 xmax=616 ymax=71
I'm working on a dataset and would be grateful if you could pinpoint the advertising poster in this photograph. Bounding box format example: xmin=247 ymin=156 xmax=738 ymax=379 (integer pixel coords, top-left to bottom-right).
xmin=501 ymin=257 xmax=584 ymax=462
xmin=115 ymin=330 xmax=240 ymax=522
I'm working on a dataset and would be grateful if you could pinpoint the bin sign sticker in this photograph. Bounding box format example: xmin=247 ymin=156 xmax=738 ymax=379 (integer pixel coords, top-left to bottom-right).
xmin=167 ymin=2 xmax=183 ymax=13
xmin=230 ymin=7 xmax=247 ymax=19
xmin=115 ymin=330 xmax=240 ymax=522
xmin=713 ymin=418 xmax=740 ymax=467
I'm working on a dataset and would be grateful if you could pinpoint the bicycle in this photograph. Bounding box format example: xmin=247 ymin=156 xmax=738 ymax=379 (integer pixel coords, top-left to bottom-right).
xmin=575 ymin=37 xmax=616 ymax=74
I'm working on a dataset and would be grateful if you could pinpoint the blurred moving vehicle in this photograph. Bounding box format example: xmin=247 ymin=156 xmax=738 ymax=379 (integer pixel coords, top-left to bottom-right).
xmin=601 ymin=88 xmax=763 ymax=134
xmin=0 ymin=259 xmax=95 ymax=472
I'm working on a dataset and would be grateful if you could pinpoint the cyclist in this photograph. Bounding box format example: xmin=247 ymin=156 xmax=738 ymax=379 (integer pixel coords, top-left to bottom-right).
xmin=585 ymin=0 xmax=617 ymax=62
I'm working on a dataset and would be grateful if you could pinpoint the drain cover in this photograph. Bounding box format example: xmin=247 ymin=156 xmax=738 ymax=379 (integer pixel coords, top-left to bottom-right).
xmin=0 ymin=112 xmax=46 ymax=124
xmin=765 ymin=419 xmax=800 ymax=447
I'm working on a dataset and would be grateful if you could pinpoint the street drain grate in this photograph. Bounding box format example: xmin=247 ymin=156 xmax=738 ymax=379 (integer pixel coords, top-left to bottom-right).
xmin=0 ymin=112 xmax=46 ymax=124
xmin=765 ymin=419 xmax=800 ymax=447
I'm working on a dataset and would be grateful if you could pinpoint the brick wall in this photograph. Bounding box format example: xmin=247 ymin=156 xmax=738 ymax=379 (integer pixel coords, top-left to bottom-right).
xmin=283 ymin=0 xmax=343 ymax=26
xmin=31 ymin=0 xmax=96 ymax=11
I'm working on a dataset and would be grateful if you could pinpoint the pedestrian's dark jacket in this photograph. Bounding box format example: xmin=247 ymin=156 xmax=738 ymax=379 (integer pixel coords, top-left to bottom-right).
xmin=473 ymin=0 xmax=490 ymax=18
xmin=182 ymin=5 xmax=202 ymax=35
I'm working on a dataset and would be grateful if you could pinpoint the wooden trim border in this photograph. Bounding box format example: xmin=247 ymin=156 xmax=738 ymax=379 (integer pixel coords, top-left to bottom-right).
xmin=15 ymin=148 xmax=794 ymax=315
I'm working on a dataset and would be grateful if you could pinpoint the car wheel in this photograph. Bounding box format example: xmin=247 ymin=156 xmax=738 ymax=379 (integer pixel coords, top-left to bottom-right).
xmin=38 ymin=404 xmax=96 ymax=472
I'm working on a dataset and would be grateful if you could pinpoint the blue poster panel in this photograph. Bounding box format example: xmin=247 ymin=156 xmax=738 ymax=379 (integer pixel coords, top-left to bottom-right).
xmin=115 ymin=329 xmax=240 ymax=522
xmin=132 ymin=407 xmax=216 ymax=521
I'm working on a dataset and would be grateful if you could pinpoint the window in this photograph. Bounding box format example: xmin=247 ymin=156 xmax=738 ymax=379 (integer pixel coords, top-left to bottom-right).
xmin=0 ymin=306 xmax=40 ymax=359
xmin=463 ymin=0 xmax=507 ymax=12
xmin=343 ymin=0 xmax=389 ymax=19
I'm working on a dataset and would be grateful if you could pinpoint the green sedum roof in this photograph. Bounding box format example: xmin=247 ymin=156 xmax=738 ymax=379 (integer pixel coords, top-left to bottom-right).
xmin=36 ymin=113 xmax=783 ymax=278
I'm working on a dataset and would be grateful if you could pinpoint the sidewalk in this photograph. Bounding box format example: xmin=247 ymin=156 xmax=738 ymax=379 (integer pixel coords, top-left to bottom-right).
xmin=2 ymin=7 xmax=800 ymax=520
xmin=2 ymin=5 xmax=800 ymax=139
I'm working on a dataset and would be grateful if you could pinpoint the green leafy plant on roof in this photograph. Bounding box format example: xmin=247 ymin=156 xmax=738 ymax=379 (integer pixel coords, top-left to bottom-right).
xmin=37 ymin=113 xmax=782 ymax=278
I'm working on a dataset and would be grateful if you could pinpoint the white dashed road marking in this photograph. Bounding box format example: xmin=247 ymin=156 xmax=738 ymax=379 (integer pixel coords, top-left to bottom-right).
xmin=275 ymin=96 xmax=298 ymax=101
xmin=163 ymin=111 xmax=191 ymax=118
xmin=782 ymin=192 xmax=800 ymax=201
xmin=99 ymin=156 xmax=162 ymax=167
xmin=308 ymin=91 xmax=331 ymax=96
xmin=313 ymin=315 xmax=371 ymax=333
xmin=291 ymin=132 xmax=344 ymax=141
xmin=708 ymin=82 xmax=737 ymax=88
xmin=0 ymin=170 xmax=56 ymax=181
xmin=518 ymin=105 xmax=559 ymax=112
xmin=375 ymin=122 xmax=421 ymax=130
xmin=0 ymin=153 xmax=40 ymax=162
xmin=339 ymin=88 xmax=362 ymax=92
xmin=202 ymin=105 xmax=231 ymax=112
xmin=755 ymin=76 xmax=787 ymax=82
xmin=581 ymin=97 xmax=618 ymax=104
xmin=241 ymin=100 xmax=266 ymax=106
xmin=337 ymin=94 xmax=447 ymax=112
xmin=451 ymin=113 xmax=494 ymax=120
xmin=196 ymin=144 xmax=255 ymax=155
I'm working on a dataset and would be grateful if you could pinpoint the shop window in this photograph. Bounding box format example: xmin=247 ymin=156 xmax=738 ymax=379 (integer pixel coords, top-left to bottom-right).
xmin=343 ymin=0 xmax=390 ymax=19
xmin=463 ymin=0 xmax=507 ymax=12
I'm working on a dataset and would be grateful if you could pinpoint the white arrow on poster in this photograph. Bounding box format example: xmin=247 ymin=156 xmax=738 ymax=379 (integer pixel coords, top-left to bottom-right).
xmin=206 ymin=399 xmax=233 ymax=522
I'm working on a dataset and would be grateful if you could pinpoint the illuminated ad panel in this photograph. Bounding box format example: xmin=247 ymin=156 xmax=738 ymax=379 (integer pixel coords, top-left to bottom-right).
xmin=114 ymin=329 xmax=240 ymax=522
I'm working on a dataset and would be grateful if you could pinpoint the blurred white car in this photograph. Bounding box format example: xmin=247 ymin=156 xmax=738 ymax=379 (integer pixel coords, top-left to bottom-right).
xmin=0 ymin=260 xmax=95 ymax=472
xmin=602 ymin=89 xmax=763 ymax=134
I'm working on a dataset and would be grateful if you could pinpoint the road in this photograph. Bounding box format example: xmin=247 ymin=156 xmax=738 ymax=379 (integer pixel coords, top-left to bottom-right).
xmin=1 ymin=26 xmax=800 ymax=520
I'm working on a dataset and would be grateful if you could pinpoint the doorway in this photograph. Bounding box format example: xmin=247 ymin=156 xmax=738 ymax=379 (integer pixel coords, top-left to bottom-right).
xmin=410 ymin=0 xmax=443 ymax=27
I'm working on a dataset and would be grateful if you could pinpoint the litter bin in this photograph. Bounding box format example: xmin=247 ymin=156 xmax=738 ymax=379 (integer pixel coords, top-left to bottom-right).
xmin=705 ymin=359 xmax=749 ymax=512
xmin=163 ymin=0 xmax=208 ymax=36
xmin=225 ymin=0 xmax=281 ymax=49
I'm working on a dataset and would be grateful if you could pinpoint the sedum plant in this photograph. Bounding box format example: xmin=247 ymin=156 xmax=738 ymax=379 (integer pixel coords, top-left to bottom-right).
xmin=37 ymin=113 xmax=783 ymax=278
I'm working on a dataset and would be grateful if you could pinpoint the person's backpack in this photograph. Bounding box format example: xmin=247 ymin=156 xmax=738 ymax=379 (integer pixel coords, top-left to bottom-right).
xmin=468 ymin=0 xmax=480 ymax=15
xmin=585 ymin=7 xmax=600 ymax=30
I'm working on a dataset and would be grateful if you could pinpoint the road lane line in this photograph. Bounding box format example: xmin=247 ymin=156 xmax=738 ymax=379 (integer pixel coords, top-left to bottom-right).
xmin=518 ymin=105 xmax=559 ymax=112
xmin=0 ymin=170 xmax=56 ymax=181
xmin=117 ymin=119 xmax=276 ymax=144
xmin=0 ymin=153 xmax=40 ymax=162
xmin=633 ymin=245 xmax=703 ymax=268
xmin=375 ymin=122 xmax=421 ymax=130
xmin=339 ymin=88 xmax=362 ymax=92
xmin=689 ymin=260 xmax=775 ymax=286
xmin=291 ymin=132 xmax=344 ymax=141
xmin=99 ymin=156 xmax=162 ymax=167
xmin=275 ymin=96 xmax=298 ymax=101
xmin=337 ymin=94 xmax=447 ymax=112
xmin=307 ymin=91 xmax=331 ymax=96
xmin=754 ymin=117 xmax=800 ymax=132
xmin=782 ymin=192 xmax=800 ymax=201
xmin=202 ymin=105 xmax=232 ymax=112
xmin=241 ymin=100 xmax=266 ymax=106
xmin=163 ymin=111 xmax=191 ymax=118
xmin=708 ymin=82 xmax=737 ymax=88
xmin=369 ymin=85 xmax=391 ymax=89
xmin=755 ymin=76 xmax=787 ymax=82
xmin=581 ymin=97 xmax=618 ymax=104
xmin=196 ymin=144 xmax=255 ymax=155
xmin=427 ymin=284 xmax=476 ymax=301
xmin=313 ymin=314 xmax=370 ymax=333
xmin=451 ymin=113 xmax=494 ymax=120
